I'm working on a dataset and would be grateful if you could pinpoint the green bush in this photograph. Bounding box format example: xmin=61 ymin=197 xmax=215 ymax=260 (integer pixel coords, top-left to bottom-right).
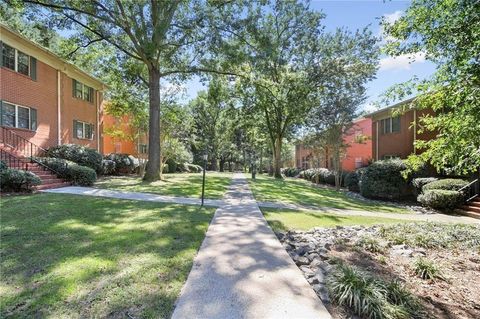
xmin=166 ymin=158 xmax=177 ymax=173
xmin=417 ymin=189 xmax=464 ymax=209
xmin=101 ymin=159 xmax=116 ymax=175
xmin=422 ymin=178 xmax=468 ymax=192
xmin=359 ymin=160 xmax=410 ymax=200
xmin=186 ymin=163 xmax=203 ymax=173
xmin=345 ymin=168 xmax=367 ymax=192
xmin=0 ymin=160 xmax=7 ymax=171
xmin=47 ymin=144 xmax=102 ymax=173
xmin=0 ymin=169 xmax=41 ymax=192
xmin=34 ymin=157 xmax=72 ymax=177
xmin=413 ymin=257 xmax=443 ymax=280
xmin=411 ymin=177 xmax=438 ymax=195
xmin=66 ymin=164 xmax=97 ymax=186
xmin=104 ymin=153 xmax=139 ymax=174
xmin=162 ymin=163 xmax=169 ymax=174
xmin=282 ymin=167 xmax=302 ymax=177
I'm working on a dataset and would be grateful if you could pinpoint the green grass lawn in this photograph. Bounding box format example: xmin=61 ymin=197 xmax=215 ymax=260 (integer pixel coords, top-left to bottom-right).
xmin=248 ymin=174 xmax=408 ymax=213
xmin=262 ymin=208 xmax=406 ymax=232
xmin=94 ymin=172 xmax=233 ymax=199
xmin=0 ymin=193 xmax=215 ymax=318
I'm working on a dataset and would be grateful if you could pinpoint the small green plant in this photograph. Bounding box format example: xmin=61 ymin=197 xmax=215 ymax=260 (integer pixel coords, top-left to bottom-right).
xmin=376 ymin=255 xmax=387 ymax=265
xmin=357 ymin=236 xmax=384 ymax=253
xmin=413 ymin=257 xmax=443 ymax=280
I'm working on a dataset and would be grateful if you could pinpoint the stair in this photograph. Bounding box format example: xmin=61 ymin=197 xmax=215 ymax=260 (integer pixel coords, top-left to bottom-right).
xmin=1 ymin=146 xmax=69 ymax=191
xmin=457 ymin=197 xmax=480 ymax=219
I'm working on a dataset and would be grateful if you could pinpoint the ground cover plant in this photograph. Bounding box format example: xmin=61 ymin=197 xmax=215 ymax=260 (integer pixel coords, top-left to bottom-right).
xmin=249 ymin=174 xmax=408 ymax=213
xmin=0 ymin=193 xmax=215 ymax=318
xmin=94 ymin=172 xmax=232 ymax=199
xmin=280 ymin=222 xmax=480 ymax=318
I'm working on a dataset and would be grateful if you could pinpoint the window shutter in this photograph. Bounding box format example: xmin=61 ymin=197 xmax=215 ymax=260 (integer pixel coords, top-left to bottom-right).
xmin=72 ymin=79 xmax=76 ymax=97
xmin=0 ymin=100 xmax=3 ymax=126
xmin=0 ymin=41 xmax=3 ymax=67
xmin=90 ymin=123 xmax=95 ymax=139
xmin=90 ymin=87 xmax=94 ymax=103
xmin=30 ymin=108 xmax=37 ymax=131
xmin=73 ymin=120 xmax=78 ymax=138
xmin=30 ymin=57 xmax=37 ymax=81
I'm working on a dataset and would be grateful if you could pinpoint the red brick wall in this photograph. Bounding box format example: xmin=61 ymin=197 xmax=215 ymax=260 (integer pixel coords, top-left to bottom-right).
xmin=342 ymin=118 xmax=372 ymax=171
xmin=1 ymin=60 xmax=58 ymax=152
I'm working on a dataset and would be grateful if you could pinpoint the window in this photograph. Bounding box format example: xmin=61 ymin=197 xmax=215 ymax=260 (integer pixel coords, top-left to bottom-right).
xmin=139 ymin=144 xmax=148 ymax=154
xmin=355 ymin=157 xmax=363 ymax=169
xmin=381 ymin=116 xmax=400 ymax=134
xmin=74 ymin=120 xmax=94 ymax=140
xmin=72 ymin=79 xmax=94 ymax=103
xmin=383 ymin=155 xmax=400 ymax=160
xmin=1 ymin=43 xmax=32 ymax=77
xmin=2 ymin=43 xmax=15 ymax=70
xmin=0 ymin=101 xmax=37 ymax=130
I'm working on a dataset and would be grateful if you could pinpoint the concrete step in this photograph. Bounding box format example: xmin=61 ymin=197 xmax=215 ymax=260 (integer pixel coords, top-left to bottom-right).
xmin=36 ymin=182 xmax=70 ymax=190
xmin=461 ymin=205 xmax=480 ymax=214
xmin=456 ymin=209 xmax=480 ymax=219
xmin=468 ymin=201 xmax=480 ymax=208
xmin=40 ymin=178 xmax=64 ymax=184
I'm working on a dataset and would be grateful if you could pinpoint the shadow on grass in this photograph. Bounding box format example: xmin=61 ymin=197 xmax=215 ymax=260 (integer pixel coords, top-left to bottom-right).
xmin=1 ymin=193 xmax=215 ymax=318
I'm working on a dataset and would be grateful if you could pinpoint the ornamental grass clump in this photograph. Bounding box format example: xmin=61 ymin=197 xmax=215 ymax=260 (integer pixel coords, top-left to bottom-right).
xmin=328 ymin=264 xmax=420 ymax=319
xmin=413 ymin=257 xmax=443 ymax=280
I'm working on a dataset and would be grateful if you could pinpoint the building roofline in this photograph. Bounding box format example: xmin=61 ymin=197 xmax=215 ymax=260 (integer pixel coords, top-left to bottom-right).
xmin=0 ymin=23 xmax=107 ymax=90
xmin=364 ymin=96 xmax=416 ymax=118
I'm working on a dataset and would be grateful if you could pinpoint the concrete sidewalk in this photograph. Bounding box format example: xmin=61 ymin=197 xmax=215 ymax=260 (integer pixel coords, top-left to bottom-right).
xmin=42 ymin=186 xmax=226 ymax=207
xmin=171 ymin=173 xmax=330 ymax=319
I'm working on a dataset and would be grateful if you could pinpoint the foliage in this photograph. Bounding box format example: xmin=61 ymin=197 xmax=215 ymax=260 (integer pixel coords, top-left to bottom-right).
xmin=34 ymin=157 xmax=72 ymax=177
xmin=360 ymin=160 xmax=410 ymax=200
xmin=0 ymin=160 xmax=7 ymax=171
xmin=101 ymin=159 xmax=116 ymax=175
xmin=413 ymin=257 xmax=443 ymax=280
xmin=382 ymin=0 xmax=480 ymax=175
xmin=345 ymin=168 xmax=367 ymax=192
xmin=327 ymin=263 xmax=419 ymax=319
xmin=0 ymin=169 xmax=41 ymax=192
xmin=282 ymin=167 xmax=302 ymax=177
xmin=356 ymin=236 xmax=385 ymax=253
xmin=411 ymin=177 xmax=438 ymax=195
xmin=417 ymin=189 xmax=463 ymax=210
xmin=47 ymin=144 xmax=102 ymax=173
xmin=165 ymin=158 xmax=177 ymax=173
xmin=379 ymin=222 xmax=480 ymax=250
xmin=422 ymin=178 xmax=468 ymax=192
xmin=104 ymin=153 xmax=139 ymax=174
xmin=67 ymin=164 xmax=97 ymax=186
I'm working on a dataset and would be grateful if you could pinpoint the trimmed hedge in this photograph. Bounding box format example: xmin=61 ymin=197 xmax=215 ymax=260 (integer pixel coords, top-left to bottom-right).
xmin=166 ymin=158 xmax=177 ymax=173
xmin=359 ymin=159 xmax=410 ymax=200
xmin=47 ymin=144 xmax=102 ymax=173
xmin=34 ymin=157 xmax=96 ymax=186
xmin=412 ymin=177 xmax=438 ymax=195
xmin=0 ymin=169 xmax=41 ymax=192
xmin=101 ymin=159 xmax=116 ymax=175
xmin=0 ymin=160 xmax=7 ymax=171
xmin=422 ymin=178 xmax=468 ymax=192
xmin=344 ymin=169 xmax=367 ymax=192
xmin=104 ymin=153 xmax=139 ymax=174
xmin=417 ymin=189 xmax=464 ymax=209
xmin=282 ymin=167 xmax=302 ymax=177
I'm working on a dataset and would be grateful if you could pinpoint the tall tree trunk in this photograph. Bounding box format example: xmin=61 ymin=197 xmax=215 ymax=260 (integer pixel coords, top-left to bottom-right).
xmin=144 ymin=67 xmax=161 ymax=181
xmin=210 ymin=156 xmax=218 ymax=171
xmin=219 ymin=158 xmax=225 ymax=172
xmin=273 ymin=136 xmax=282 ymax=179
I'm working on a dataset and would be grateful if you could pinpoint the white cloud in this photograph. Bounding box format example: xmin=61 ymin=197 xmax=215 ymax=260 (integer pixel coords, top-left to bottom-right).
xmin=379 ymin=52 xmax=426 ymax=71
xmin=383 ymin=10 xmax=403 ymax=24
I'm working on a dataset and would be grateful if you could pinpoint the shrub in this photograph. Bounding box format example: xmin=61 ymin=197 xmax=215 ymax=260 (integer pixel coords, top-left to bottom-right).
xmin=0 ymin=160 xmax=7 ymax=171
xmin=356 ymin=236 xmax=384 ymax=253
xmin=345 ymin=171 xmax=360 ymax=192
xmin=66 ymin=164 xmax=97 ymax=186
xmin=186 ymin=163 xmax=203 ymax=173
xmin=47 ymin=144 xmax=102 ymax=173
xmin=413 ymin=257 xmax=443 ymax=280
xmin=0 ymin=169 xmax=41 ymax=192
xmin=328 ymin=263 xmax=419 ymax=318
xmin=282 ymin=167 xmax=302 ymax=177
xmin=417 ymin=189 xmax=463 ymax=209
xmin=411 ymin=177 xmax=438 ymax=195
xmin=104 ymin=153 xmax=139 ymax=174
xmin=101 ymin=159 xmax=116 ymax=175
xmin=166 ymin=158 xmax=177 ymax=173
xmin=162 ymin=163 xmax=169 ymax=174
xmin=359 ymin=159 xmax=410 ymax=200
xmin=422 ymin=178 xmax=468 ymax=192
xmin=34 ymin=157 xmax=72 ymax=177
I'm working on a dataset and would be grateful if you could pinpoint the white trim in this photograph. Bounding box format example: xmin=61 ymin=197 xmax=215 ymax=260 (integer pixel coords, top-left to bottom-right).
xmin=1 ymin=101 xmax=33 ymax=130
xmin=375 ymin=121 xmax=379 ymax=161
xmin=96 ymin=90 xmax=100 ymax=152
xmin=57 ymin=70 xmax=62 ymax=145
xmin=75 ymin=120 xmax=94 ymax=140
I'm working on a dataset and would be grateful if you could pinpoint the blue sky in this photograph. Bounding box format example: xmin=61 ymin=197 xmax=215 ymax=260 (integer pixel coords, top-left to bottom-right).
xmin=184 ymin=0 xmax=436 ymax=112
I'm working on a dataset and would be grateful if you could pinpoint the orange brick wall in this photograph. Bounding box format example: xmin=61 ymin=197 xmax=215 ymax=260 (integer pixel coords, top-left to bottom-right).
xmin=102 ymin=114 xmax=137 ymax=155
xmin=342 ymin=118 xmax=372 ymax=171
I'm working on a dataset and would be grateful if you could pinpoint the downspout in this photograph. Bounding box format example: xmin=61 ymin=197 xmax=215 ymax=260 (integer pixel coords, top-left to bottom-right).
xmin=413 ymin=109 xmax=417 ymax=155
xmin=375 ymin=121 xmax=379 ymax=161
xmin=96 ymin=90 xmax=101 ymax=153
xmin=57 ymin=70 xmax=61 ymax=145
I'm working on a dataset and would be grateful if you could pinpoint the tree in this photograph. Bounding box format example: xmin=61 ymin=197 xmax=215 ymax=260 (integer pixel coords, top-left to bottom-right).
xmin=382 ymin=0 xmax=480 ymax=176
xmin=307 ymin=28 xmax=379 ymax=188
xmin=220 ymin=0 xmax=325 ymax=178
xmin=17 ymin=0 xmax=235 ymax=181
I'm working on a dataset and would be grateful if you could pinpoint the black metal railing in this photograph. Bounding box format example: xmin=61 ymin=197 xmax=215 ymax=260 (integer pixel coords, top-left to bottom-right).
xmin=0 ymin=127 xmax=63 ymax=176
xmin=459 ymin=179 xmax=480 ymax=203
xmin=0 ymin=149 xmax=28 ymax=171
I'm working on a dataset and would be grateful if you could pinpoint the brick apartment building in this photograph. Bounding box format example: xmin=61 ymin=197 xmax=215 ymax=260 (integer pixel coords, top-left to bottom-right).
xmin=102 ymin=113 xmax=148 ymax=157
xmin=366 ymin=99 xmax=436 ymax=161
xmin=295 ymin=117 xmax=373 ymax=171
xmin=0 ymin=24 xmax=105 ymax=154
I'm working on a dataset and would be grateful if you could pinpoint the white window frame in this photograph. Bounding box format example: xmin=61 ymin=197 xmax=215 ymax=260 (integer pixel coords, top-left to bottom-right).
xmin=1 ymin=101 xmax=34 ymax=130
xmin=73 ymin=79 xmax=94 ymax=103
xmin=76 ymin=120 xmax=94 ymax=140
xmin=2 ymin=44 xmax=30 ymax=76
xmin=381 ymin=117 xmax=401 ymax=134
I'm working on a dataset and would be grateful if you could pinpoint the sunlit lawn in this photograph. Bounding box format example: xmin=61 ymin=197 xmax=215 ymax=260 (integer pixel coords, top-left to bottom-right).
xmin=0 ymin=193 xmax=215 ymax=318
xmin=249 ymin=174 xmax=408 ymax=213
xmin=262 ymin=208 xmax=406 ymax=232
xmin=94 ymin=172 xmax=233 ymax=199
